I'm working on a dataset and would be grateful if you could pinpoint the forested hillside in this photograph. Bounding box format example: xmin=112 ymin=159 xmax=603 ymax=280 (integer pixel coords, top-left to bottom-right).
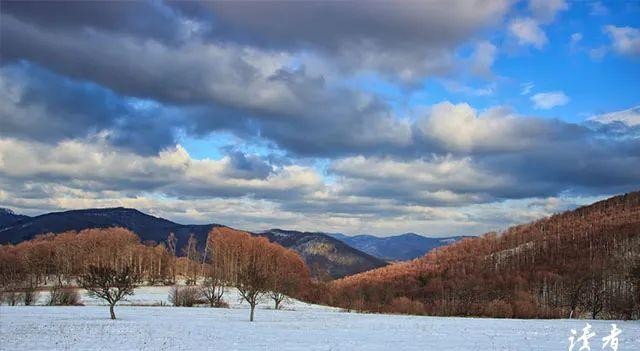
xmin=0 ymin=208 xmax=383 ymax=278
xmin=323 ymin=192 xmax=640 ymax=319
xmin=260 ymin=229 xmax=387 ymax=278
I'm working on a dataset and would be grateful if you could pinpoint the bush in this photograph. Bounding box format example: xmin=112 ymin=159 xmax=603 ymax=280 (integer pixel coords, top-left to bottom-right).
xmin=511 ymin=291 xmax=539 ymax=318
xmin=213 ymin=299 xmax=230 ymax=308
xmin=48 ymin=285 xmax=81 ymax=306
xmin=484 ymin=299 xmax=513 ymax=318
xmin=169 ymin=285 xmax=204 ymax=307
xmin=387 ymin=296 xmax=426 ymax=315
xmin=1 ymin=291 xmax=21 ymax=306
xmin=22 ymin=288 xmax=39 ymax=306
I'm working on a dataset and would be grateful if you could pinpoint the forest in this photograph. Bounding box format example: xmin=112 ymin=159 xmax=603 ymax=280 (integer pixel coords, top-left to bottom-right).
xmin=320 ymin=192 xmax=640 ymax=319
xmin=0 ymin=227 xmax=309 ymax=320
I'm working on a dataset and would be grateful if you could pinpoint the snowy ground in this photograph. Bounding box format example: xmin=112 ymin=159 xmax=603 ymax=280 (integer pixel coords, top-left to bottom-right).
xmin=1 ymin=287 xmax=638 ymax=350
xmin=26 ymin=285 xmax=338 ymax=311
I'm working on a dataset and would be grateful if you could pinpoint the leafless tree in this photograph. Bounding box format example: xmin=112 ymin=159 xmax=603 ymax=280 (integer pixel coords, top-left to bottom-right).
xmin=201 ymin=277 xmax=225 ymax=307
xmin=78 ymin=265 xmax=140 ymax=319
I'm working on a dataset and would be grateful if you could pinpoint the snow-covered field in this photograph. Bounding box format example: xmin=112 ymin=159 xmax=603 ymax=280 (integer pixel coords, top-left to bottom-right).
xmin=1 ymin=287 xmax=638 ymax=350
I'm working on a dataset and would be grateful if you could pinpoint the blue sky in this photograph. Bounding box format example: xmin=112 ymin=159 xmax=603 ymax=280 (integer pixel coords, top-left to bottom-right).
xmin=0 ymin=0 xmax=639 ymax=236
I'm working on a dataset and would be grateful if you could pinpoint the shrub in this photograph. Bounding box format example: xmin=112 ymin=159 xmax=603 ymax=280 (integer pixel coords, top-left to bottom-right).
xmin=213 ymin=299 xmax=230 ymax=308
xmin=511 ymin=291 xmax=539 ymax=318
xmin=22 ymin=289 xmax=39 ymax=306
xmin=48 ymin=285 xmax=81 ymax=306
xmin=484 ymin=299 xmax=513 ymax=318
xmin=169 ymin=285 xmax=204 ymax=307
xmin=387 ymin=296 xmax=426 ymax=315
xmin=1 ymin=291 xmax=21 ymax=306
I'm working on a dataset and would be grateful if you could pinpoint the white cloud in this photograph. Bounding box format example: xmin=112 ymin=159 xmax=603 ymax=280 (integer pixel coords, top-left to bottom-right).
xmin=570 ymin=32 xmax=582 ymax=47
xmin=0 ymin=136 xmax=563 ymax=236
xmin=520 ymin=82 xmax=535 ymax=95
xmin=590 ymin=106 xmax=640 ymax=127
xmin=589 ymin=46 xmax=608 ymax=61
xmin=442 ymin=80 xmax=495 ymax=96
xmin=417 ymin=102 xmax=549 ymax=152
xmin=471 ymin=41 xmax=497 ymax=77
xmin=332 ymin=155 xmax=510 ymax=200
xmin=509 ymin=17 xmax=548 ymax=49
xmin=605 ymin=25 xmax=640 ymax=57
xmin=528 ymin=0 xmax=568 ymax=23
xmin=590 ymin=2 xmax=608 ymax=16
xmin=0 ymin=137 xmax=323 ymax=200
xmin=531 ymin=91 xmax=569 ymax=109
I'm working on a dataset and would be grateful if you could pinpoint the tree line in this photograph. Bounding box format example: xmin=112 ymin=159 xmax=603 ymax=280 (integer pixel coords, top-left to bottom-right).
xmin=319 ymin=191 xmax=640 ymax=320
xmin=3 ymin=191 xmax=638 ymax=321
xmin=0 ymin=226 xmax=310 ymax=321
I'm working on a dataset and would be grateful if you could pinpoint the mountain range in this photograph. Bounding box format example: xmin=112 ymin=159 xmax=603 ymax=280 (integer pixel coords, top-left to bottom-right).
xmin=0 ymin=207 xmax=457 ymax=278
xmin=329 ymin=233 xmax=466 ymax=261
xmin=0 ymin=207 xmax=440 ymax=278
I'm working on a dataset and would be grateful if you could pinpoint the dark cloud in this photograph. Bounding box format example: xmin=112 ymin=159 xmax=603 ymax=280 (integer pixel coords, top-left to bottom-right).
xmin=225 ymin=151 xmax=273 ymax=180
xmin=1 ymin=14 xmax=411 ymax=157
xmin=0 ymin=63 xmax=179 ymax=154
xmin=1 ymin=0 xmax=191 ymax=44
xmin=0 ymin=63 xmax=122 ymax=142
xmin=177 ymin=1 xmax=509 ymax=80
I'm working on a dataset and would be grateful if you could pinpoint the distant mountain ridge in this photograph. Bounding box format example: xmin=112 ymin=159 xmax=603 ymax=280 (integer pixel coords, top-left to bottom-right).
xmin=0 ymin=207 xmax=219 ymax=250
xmin=260 ymin=229 xmax=387 ymax=278
xmin=0 ymin=208 xmax=30 ymax=228
xmin=0 ymin=207 xmax=387 ymax=278
xmin=328 ymin=232 xmax=467 ymax=261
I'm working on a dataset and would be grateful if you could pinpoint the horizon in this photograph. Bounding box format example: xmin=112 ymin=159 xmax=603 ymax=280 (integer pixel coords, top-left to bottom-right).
xmin=0 ymin=204 xmax=470 ymax=238
xmin=1 ymin=1 xmax=639 ymax=237
xmin=3 ymin=189 xmax=632 ymax=238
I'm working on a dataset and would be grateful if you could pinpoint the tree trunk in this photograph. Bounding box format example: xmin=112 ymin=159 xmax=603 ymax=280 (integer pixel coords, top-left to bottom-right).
xmin=110 ymin=304 xmax=116 ymax=320
xmin=249 ymin=303 xmax=255 ymax=322
xmin=275 ymin=299 xmax=281 ymax=310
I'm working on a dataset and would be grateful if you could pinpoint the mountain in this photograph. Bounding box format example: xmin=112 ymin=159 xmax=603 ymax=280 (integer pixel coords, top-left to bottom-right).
xmin=0 ymin=208 xmax=30 ymax=228
xmin=325 ymin=191 xmax=640 ymax=319
xmin=260 ymin=229 xmax=388 ymax=279
xmin=0 ymin=207 xmax=386 ymax=278
xmin=328 ymin=232 xmax=466 ymax=261
xmin=0 ymin=207 xmax=219 ymax=251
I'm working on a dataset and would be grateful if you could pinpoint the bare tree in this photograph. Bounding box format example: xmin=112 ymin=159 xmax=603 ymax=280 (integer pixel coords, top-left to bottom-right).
xmin=21 ymin=276 xmax=39 ymax=306
xmin=183 ymin=234 xmax=200 ymax=285
xmin=78 ymin=265 xmax=140 ymax=319
xmin=201 ymin=277 xmax=225 ymax=307
xmin=235 ymin=238 xmax=271 ymax=322
xmin=268 ymin=249 xmax=309 ymax=310
xmin=167 ymin=232 xmax=177 ymax=257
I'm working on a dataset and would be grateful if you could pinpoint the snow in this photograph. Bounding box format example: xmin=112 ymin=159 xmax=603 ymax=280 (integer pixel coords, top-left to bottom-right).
xmin=1 ymin=287 xmax=639 ymax=350
xmin=27 ymin=286 xmax=338 ymax=311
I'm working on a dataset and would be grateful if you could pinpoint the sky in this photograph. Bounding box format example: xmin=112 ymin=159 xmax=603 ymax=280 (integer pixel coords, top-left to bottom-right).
xmin=0 ymin=0 xmax=639 ymax=237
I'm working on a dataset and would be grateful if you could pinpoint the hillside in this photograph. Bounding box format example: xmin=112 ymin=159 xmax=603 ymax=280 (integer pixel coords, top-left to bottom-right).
xmin=0 ymin=207 xmax=219 ymax=251
xmin=260 ymin=229 xmax=387 ymax=279
xmin=324 ymin=191 xmax=640 ymax=319
xmin=0 ymin=208 xmax=30 ymax=228
xmin=0 ymin=207 xmax=384 ymax=278
xmin=329 ymin=233 xmax=465 ymax=261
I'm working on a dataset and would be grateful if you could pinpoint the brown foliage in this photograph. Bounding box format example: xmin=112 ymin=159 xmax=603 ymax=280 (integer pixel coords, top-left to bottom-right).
xmin=323 ymin=191 xmax=640 ymax=319
xmin=206 ymin=227 xmax=311 ymax=320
